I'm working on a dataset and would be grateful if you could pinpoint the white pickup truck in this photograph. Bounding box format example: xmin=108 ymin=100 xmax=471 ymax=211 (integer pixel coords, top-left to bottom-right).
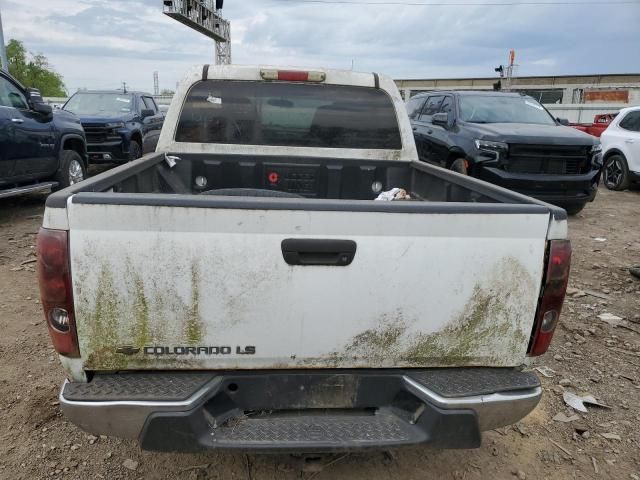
xmin=38 ymin=65 xmax=571 ymax=452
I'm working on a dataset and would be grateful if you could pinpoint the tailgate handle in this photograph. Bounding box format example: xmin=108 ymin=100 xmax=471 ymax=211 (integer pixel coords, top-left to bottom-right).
xmin=281 ymin=239 xmax=356 ymax=266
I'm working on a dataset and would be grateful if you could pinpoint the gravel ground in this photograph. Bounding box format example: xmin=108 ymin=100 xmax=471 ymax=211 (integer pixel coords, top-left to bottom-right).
xmin=0 ymin=185 xmax=638 ymax=480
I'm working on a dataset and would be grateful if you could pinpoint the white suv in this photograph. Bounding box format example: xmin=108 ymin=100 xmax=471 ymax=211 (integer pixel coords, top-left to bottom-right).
xmin=600 ymin=106 xmax=640 ymax=190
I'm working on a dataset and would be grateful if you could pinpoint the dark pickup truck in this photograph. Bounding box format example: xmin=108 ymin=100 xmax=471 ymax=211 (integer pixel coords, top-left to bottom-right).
xmin=408 ymin=91 xmax=603 ymax=215
xmin=0 ymin=70 xmax=87 ymax=199
xmin=63 ymin=90 xmax=164 ymax=163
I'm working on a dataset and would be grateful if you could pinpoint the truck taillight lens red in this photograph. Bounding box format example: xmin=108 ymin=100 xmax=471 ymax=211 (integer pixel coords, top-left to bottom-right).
xmin=528 ymin=239 xmax=571 ymax=356
xmin=37 ymin=228 xmax=80 ymax=358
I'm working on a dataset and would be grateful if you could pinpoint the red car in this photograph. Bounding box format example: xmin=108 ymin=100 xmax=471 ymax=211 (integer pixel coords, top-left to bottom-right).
xmin=570 ymin=113 xmax=617 ymax=138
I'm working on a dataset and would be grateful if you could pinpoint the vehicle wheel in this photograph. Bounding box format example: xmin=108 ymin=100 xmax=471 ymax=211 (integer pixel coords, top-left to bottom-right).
xmin=561 ymin=203 xmax=586 ymax=216
xmin=603 ymin=154 xmax=630 ymax=191
xmin=450 ymin=158 xmax=468 ymax=175
xmin=53 ymin=150 xmax=86 ymax=190
xmin=128 ymin=141 xmax=142 ymax=161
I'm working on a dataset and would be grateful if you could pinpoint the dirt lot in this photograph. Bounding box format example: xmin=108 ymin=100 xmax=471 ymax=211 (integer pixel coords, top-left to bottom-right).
xmin=0 ymin=186 xmax=638 ymax=480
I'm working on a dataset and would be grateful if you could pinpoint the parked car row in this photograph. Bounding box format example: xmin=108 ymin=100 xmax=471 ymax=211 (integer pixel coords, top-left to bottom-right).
xmin=1 ymin=64 xmax=638 ymax=208
xmin=0 ymin=69 xmax=164 ymax=199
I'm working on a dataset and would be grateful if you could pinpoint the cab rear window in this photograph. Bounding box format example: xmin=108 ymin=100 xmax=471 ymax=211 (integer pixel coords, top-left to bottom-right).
xmin=175 ymin=80 xmax=402 ymax=150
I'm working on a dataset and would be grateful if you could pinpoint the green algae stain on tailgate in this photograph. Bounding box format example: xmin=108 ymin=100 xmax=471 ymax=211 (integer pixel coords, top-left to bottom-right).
xmin=322 ymin=257 xmax=535 ymax=368
xmin=75 ymin=260 xmax=206 ymax=370
xmin=82 ymin=264 xmax=129 ymax=370
xmin=184 ymin=264 xmax=204 ymax=346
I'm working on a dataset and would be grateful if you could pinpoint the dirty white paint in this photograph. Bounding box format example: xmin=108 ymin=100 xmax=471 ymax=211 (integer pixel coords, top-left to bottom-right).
xmin=546 ymin=216 xmax=569 ymax=240
xmin=68 ymin=202 xmax=549 ymax=372
xmin=59 ymin=356 xmax=87 ymax=382
xmin=43 ymin=203 xmax=69 ymax=230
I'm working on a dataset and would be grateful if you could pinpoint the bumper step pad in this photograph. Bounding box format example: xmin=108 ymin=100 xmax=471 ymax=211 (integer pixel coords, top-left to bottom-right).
xmin=63 ymin=373 xmax=216 ymax=402
xmin=211 ymin=413 xmax=416 ymax=446
xmin=407 ymin=368 xmax=540 ymax=398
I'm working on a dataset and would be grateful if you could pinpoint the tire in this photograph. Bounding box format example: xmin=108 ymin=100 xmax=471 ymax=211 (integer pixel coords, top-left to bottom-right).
xmin=560 ymin=203 xmax=587 ymax=216
xmin=603 ymin=154 xmax=630 ymax=191
xmin=53 ymin=150 xmax=86 ymax=190
xmin=128 ymin=140 xmax=142 ymax=161
xmin=450 ymin=158 xmax=468 ymax=175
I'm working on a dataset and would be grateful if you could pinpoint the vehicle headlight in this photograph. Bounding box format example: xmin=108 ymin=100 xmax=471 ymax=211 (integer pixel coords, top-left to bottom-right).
xmin=474 ymin=139 xmax=508 ymax=160
xmin=105 ymin=122 xmax=125 ymax=129
xmin=591 ymin=143 xmax=603 ymax=166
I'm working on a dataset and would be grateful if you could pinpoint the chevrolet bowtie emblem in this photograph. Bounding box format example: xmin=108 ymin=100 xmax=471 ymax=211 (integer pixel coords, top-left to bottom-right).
xmin=115 ymin=346 xmax=141 ymax=355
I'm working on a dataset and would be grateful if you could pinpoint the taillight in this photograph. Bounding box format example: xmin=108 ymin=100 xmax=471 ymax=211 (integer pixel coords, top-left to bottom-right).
xmin=37 ymin=228 xmax=80 ymax=357
xmin=260 ymin=69 xmax=326 ymax=82
xmin=528 ymin=239 xmax=571 ymax=356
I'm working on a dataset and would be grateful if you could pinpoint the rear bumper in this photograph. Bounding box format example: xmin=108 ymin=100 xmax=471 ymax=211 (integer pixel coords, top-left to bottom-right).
xmin=60 ymin=369 xmax=541 ymax=452
xmin=477 ymin=166 xmax=600 ymax=206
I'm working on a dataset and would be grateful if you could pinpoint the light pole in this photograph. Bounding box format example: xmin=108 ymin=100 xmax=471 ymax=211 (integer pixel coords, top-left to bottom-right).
xmin=163 ymin=0 xmax=231 ymax=65
xmin=0 ymin=7 xmax=8 ymax=71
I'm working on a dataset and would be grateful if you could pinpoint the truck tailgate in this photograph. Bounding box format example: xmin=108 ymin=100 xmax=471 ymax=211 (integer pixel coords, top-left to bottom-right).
xmin=68 ymin=201 xmax=550 ymax=371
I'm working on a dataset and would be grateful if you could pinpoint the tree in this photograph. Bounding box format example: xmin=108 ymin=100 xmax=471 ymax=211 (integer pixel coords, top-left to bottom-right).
xmin=5 ymin=39 xmax=66 ymax=97
xmin=160 ymin=89 xmax=175 ymax=96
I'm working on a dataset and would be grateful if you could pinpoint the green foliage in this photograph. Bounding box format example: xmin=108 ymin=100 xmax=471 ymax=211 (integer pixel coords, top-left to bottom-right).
xmin=5 ymin=39 xmax=66 ymax=97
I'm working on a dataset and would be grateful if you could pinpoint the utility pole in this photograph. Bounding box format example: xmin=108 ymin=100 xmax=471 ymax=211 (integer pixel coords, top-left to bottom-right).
xmin=493 ymin=50 xmax=517 ymax=91
xmin=0 ymin=7 xmax=8 ymax=71
xmin=505 ymin=49 xmax=516 ymax=90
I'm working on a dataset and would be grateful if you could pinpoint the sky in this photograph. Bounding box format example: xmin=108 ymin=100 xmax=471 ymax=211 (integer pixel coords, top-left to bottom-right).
xmin=1 ymin=0 xmax=639 ymax=94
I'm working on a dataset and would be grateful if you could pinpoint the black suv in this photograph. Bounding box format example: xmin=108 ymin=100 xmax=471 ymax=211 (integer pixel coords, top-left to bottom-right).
xmin=63 ymin=90 xmax=164 ymax=163
xmin=408 ymin=90 xmax=603 ymax=214
xmin=0 ymin=70 xmax=87 ymax=199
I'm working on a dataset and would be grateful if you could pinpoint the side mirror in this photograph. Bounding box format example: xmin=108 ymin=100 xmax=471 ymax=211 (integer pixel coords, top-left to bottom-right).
xmin=556 ymin=117 xmax=569 ymax=126
xmin=432 ymin=112 xmax=449 ymax=126
xmin=27 ymin=88 xmax=53 ymax=115
xmin=141 ymin=109 xmax=155 ymax=119
xmin=33 ymin=102 xmax=53 ymax=115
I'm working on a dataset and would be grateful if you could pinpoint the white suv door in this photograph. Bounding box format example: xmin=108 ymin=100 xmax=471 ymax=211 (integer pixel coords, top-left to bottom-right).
xmin=601 ymin=108 xmax=640 ymax=190
xmin=622 ymin=112 xmax=640 ymax=166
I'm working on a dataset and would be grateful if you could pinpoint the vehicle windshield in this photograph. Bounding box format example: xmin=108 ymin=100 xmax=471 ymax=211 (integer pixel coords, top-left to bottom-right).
xmin=175 ymin=80 xmax=402 ymax=149
xmin=63 ymin=93 xmax=133 ymax=116
xmin=459 ymin=95 xmax=556 ymax=125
